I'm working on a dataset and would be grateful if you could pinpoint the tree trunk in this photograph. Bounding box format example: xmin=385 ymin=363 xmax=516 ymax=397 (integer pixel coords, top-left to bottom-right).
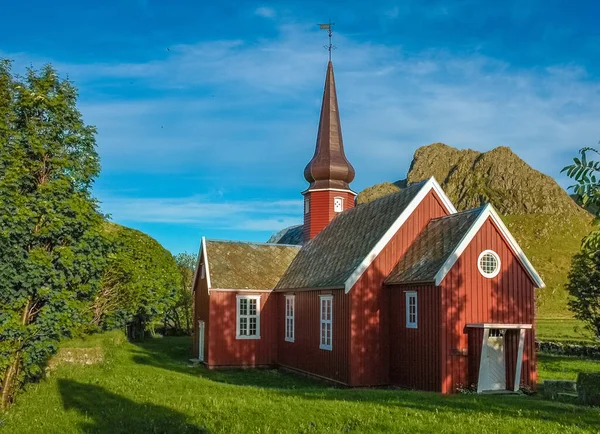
xmin=1 ymin=299 xmax=31 ymax=409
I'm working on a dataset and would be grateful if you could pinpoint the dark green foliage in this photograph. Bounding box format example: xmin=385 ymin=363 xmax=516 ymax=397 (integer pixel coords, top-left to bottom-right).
xmin=565 ymin=250 xmax=600 ymax=340
xmin=163 ymin=253 xmax=196 ymax=335
xmin=91 ymin=223 xmax=180 ymax=338
xmin=0 ymin=60 xmax=109 ymax=407
xmin=562 ymin=146 xmax=600 ymax=251
xmin=577 ymin=373 xmax=600 ymax=406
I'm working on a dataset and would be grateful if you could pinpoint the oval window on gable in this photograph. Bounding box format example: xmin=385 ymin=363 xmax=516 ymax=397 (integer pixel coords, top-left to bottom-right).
xmin=478 ymin=250 xmax=501 ymax=278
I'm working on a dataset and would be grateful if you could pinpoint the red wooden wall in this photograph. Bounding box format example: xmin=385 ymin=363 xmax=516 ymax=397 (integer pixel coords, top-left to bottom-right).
xmin=303 ymin=190 xmax=355 ymax=241
xmin=388 ymin=284 xmax=441 ymax=391
xmin=207 ymin=291 xmax=278 ymax=367
xmin=277 ymin=289 xmax=350 ymax=384
xmin=192 ymin=255 xmax=210 ymax=360
xmin=440 ymin=218 xmax=536 ymax=394
xmin=349 ymin=191 xmax=449 ymax=386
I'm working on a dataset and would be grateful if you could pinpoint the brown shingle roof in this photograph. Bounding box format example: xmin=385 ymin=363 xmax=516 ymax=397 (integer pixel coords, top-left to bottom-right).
xmin=206 ymin=240 xmax=300 ymax=290
xmin=275 ymin=181 xmax=428 ymax=290
xmin=385 ymin=207 xmax=484 ymax=285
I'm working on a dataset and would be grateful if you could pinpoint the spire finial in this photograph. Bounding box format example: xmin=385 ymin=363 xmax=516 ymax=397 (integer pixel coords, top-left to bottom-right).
xmin=318 ymin=21 xmax=335 ymax=61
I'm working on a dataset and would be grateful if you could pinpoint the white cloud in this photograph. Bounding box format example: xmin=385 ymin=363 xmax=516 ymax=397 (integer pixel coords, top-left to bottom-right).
xmin=254 ymin=6 xmax=276 ymax=19
xmin=99 ymin=194 xmax=303 ymax=232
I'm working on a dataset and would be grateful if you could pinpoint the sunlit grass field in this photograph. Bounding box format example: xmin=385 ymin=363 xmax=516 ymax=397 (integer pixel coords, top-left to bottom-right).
xmin=1 ymin=331 xmax=599 ymax=433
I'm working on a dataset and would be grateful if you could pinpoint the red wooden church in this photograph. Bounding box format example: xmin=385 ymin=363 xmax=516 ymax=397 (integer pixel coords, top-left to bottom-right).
xmin=191 ymin=60 xmax=545 ymax=394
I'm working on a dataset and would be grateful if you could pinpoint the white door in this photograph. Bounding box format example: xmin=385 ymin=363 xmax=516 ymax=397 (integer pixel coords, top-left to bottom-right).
xmin=482 ymin=329 xmax=506 ymax=391
xmin=198 ymin=320 xmax=205 ymax=362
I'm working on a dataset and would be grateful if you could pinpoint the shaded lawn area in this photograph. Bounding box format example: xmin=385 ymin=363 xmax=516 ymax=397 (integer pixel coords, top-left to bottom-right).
xmin=538 ymin=353 xmax=600 ymax=381
xmin=536 ymin=318 xmax=596 ymax=343
xmin=1 ymin=333 xmax=599 ymax=434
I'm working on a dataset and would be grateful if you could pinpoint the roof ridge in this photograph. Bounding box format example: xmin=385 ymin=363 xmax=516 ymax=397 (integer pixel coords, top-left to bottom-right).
xmin=206 ymin=239 xmax=302 ymax=248
xmin=430 ymin=205 xmax=486 ymax=222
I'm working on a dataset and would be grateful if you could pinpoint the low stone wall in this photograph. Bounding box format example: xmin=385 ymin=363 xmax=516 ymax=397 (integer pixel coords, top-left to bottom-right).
xmin=536 ymin=340 xmax=600 ymax=360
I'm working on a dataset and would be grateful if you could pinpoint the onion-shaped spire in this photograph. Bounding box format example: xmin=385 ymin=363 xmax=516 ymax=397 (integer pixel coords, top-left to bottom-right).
xmin=304 ymin=61 xmax=355 ymax=190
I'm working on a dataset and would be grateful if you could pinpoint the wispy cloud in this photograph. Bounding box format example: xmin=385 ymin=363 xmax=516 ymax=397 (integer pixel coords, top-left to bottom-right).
xmin=99 ymin=194 xmax=302 ymax=231
xmin=255 ymin=6 xmax=276 ymax=19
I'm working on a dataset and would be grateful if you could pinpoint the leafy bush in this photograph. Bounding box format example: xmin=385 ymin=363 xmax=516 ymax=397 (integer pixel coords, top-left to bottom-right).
xmin=577 ymin=373 xmax=600 ymax=406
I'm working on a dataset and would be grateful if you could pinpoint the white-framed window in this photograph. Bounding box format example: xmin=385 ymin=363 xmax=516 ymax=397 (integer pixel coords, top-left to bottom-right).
xmin=285 ymin=295 xmax=295 ymax=342
xmin=200 ymin=263 xmax=205 ymax=279
xmin=333 ymin=196 xmax=344 ymax=213
xmin=478 ymin=250 xmax=501 ymax=278
xmin=320 ymin=295 xmax=333 ymax=350
xmin=236 ymin=295 xmax=260 ymax=339
xmin=304 ymin=197 xmax=310 ymax=214
xmin=406 ymin=292 xmax=417 ymax=329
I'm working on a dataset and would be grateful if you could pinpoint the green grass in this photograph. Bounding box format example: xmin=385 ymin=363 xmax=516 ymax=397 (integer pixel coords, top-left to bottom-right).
xmin=538 ymin=354 xmax=600 ymax=381
xmin=1 ymin=332 xmax=600 ymax=433
xmin=536 ymin=318 xmax=597 ymax=343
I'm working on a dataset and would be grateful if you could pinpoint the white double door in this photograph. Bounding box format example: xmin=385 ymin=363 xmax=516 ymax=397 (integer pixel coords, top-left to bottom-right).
xmin=480 ymin=329 xmax=506 ymax=391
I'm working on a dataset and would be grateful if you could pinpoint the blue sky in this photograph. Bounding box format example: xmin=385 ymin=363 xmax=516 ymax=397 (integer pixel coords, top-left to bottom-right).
xmin=3 ymin=0 xmax=600 ymax=254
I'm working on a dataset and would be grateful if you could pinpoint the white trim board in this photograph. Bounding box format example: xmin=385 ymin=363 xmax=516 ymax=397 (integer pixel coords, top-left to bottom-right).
xmin=343 ymin=177 xmax=457 ymax=293
xmin=466 ymin=323 xmax=532 ymax=329
xmin=202 ymin=237 xmax=212 ymax=293
xmin=190 ymin=236 xmax=211 ymax=294
xmin=433 ymin=204 xmax=545 ymax=288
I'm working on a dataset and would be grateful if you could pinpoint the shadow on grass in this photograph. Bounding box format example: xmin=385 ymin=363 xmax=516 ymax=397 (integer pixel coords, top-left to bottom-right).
xmin=58 ymin=379 xmax=207 ymax=434
xmin=130 ymin=337 xmax=600 ymax=430
xmin=131 ymin=336 xmax=328 ymax=389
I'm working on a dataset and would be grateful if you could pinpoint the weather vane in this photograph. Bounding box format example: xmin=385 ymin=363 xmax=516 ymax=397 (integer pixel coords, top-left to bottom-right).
xmin=318 ymin=21 xmax=336 ymax=61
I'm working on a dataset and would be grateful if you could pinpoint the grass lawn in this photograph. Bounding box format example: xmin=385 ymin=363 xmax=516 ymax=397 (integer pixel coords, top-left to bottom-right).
xmin=536 ymin=318 xmax=597 ymax=343
xmin=1 ymin=332 xmax=599 ymax=434
xmin=538 ymin=353 xmax=600 ymax=381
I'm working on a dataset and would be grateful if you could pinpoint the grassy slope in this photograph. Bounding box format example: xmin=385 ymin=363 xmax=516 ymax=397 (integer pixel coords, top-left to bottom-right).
xmin=537 ymin=319 xmax=596 ymax=344
xmin=502 ymin=214 xmax=594 ymax=319
xmin=2 ymin=332 xmax=599 ymax=434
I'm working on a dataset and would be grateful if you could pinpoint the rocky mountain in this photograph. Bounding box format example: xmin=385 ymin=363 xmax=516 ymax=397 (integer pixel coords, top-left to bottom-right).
xmin=357 ymin=143 xmax=594 ymax=318
xmin=359 ymin=143 xmax=585 ymax=216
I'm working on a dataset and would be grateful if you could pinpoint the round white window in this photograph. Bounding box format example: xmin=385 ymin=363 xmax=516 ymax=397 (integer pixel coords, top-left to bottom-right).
xmin=478 ymin=250 xmax=500 ymax=278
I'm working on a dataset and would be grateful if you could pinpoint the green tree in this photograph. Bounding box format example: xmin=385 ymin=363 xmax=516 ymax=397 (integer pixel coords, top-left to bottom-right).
xmin=164 ymin=253 xmax=197 ymax=335
xmin=563 ymin=146 xmax=600 ymax=340
xmin=91 ymin=224 xmax=180 ymax=339
xmin=0 ymin=61 xmax=108 ymax=408
xmin=565 ymin=251 xmax=600 ymax=340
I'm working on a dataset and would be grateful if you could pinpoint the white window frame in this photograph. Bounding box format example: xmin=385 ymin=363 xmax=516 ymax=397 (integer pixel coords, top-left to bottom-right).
xmin=304 ymin=197 xmax=310 ymax=214
xmin=333 ymin=196 xmax=344 ymax=213
xmin=406 ymin=292 xmax=417 ymax=329
xmin=285 ymin=295 xmax=295 ymax=342
xmin=320 ymin=295 xmax=333 ymax=350
xmin=200 ymin=263 xmax=205 ymax=279
xmin=236 ymin=295 xmax=260 ymax=339
xmin=478 ymin=250 xmax=501 ymax=279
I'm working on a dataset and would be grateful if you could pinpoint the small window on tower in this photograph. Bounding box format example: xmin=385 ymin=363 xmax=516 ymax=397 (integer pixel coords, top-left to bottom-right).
xmin=334 ymin=197 xmax=344 ymax=213
xmin=304 ymin=197 xmax=310 ymax=214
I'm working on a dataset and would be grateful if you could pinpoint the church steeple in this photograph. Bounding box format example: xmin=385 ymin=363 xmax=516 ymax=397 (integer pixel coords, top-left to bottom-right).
xmin=304 ymin=61 xmax=355 ymax=190
xmin=303 ymin=61 xmax=356 ymax=242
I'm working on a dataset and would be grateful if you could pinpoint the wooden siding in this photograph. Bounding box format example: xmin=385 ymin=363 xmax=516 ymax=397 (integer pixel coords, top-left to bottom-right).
xmin=440 ymin=218 xmax=537 ymax=394
xmin=388 ymin=284 xmax=441 ymax=391
xmin=192 ymin=256 xmax=210 ymax=360
xmin=207 ymin=291 xmax=278 ymax=367
xmin=303 ymin=190 xmax=355 ymax=241
xmin=349 ymin=191 xmax=449 ymax=386
xmin=277 ymin=289 xmax=350 ymax=384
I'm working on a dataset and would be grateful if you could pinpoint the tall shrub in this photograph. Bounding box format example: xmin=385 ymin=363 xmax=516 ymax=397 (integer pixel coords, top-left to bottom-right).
xmin=0 ymin=61 xmax=108 ymax=408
